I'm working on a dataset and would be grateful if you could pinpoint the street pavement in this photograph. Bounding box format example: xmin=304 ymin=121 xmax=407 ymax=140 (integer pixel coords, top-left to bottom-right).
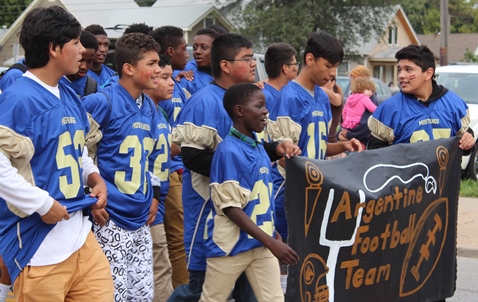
xmin=457 ymin=197 xmax=478 ymax=258
xmin=5 ymin=197 xmax=477 ymax=302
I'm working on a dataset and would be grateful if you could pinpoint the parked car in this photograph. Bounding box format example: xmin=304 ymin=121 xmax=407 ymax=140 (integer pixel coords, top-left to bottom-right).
xmin=335 ymin=76 xmax=392 ymax=104
xmin=435 ymin=64 xmax=478 ymax=180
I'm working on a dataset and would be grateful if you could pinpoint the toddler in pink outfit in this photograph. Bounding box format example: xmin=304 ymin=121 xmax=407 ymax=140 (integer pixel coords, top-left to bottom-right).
xmin=342 ymin=77 xmax=377 ymax=130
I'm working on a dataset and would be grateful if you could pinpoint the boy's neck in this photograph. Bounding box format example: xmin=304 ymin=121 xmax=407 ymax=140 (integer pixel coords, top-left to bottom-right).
xmin=91 ymin=62 xmax=102 ymax=72
xmin=413 ymin=81 xmax=434 ymax=101
xmin=118 ymin=77 xmax=143 ymax=100
xmin=29 ymin=67 xmax=61 ymax=87
xmin=266 ymin=77 xmax=288 ymax=91
xmin=295 ymin=68 xmax=316 ymax=91
xmin=215 ymin=77 xmax=240 ymax=90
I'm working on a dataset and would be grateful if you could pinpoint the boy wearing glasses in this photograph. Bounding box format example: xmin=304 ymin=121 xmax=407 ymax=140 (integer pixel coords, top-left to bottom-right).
xmin=263 ymin=42 xmax=299 ymax=109
xmin=169 ymin=33 xmax=300 ymax=302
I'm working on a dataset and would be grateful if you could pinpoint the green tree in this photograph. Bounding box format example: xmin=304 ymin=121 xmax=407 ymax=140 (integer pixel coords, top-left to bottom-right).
xmin=464 ymin=48 xmax=478 ymax=62
xmin=219 ymin=0 xmax=395 ymax=55
xmin=396 ymin=0 xmax=478 ymax=34
xmin=0 ymin=0 xmax=32 ymax=28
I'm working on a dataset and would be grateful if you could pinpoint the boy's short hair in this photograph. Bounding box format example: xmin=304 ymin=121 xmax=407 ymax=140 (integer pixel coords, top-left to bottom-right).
xmin=395 ymin=44 xmax=436 ymax=75
xmin=351 ymin=77 xmax=375 ymax=94
xmin=114 ymin=33 xmax=161 ymax=78
xmin=149 ymin=26 xmax=184 ymax=55
xmin=207 ymin=24 xmax=228 ymax=34
xmin=211 ymin=33 xmax=253 ymax=79
xmin=223 ymin=83 xmax=262 ymax=120
xmin=195 ymin=28 xmax=220 ymax=40
xmin=159 ymin=53 xmax=171 ymax=68
xmin=124 ymin=23 xmax=153 ymax=35
xmin=265 ymin=43 xmax=297 ymax=79
xmin=81 ymin=30 xmax=99 ymax=52
xmin=84 ymin=24 xmax=107 ymax=36
xmin=303 ymin=31 xmax=344 ymax=65
xmin=20 ymin=6 xmax=81 ymax=69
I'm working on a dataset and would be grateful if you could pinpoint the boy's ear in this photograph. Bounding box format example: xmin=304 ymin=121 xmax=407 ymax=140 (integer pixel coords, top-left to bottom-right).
xmin=425 ymin=67 xmax=434 ymax=81
xmin=233 ymin=104 xmax=243 ymax=117
xmin=220 ymin=60 xmax=231 ymax=76
xmin=305 ymin=53 xmax=315 ymax=67
xmin=49 ymin=42 xmax=59 ymax=58
xmin=166 ymin=47 xmax=174 ymax=58
xmin=122 ymin=63 xmax=134 ymax=77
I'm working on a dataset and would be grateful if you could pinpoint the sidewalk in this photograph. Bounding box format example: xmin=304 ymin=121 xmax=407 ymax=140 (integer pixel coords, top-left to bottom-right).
xmin=457 ymin=197 xmax=478 ymax=258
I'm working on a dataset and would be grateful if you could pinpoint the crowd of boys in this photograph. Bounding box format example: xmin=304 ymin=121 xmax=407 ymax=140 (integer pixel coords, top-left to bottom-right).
xmin=0 ymin=5 xmax=473 ymax=302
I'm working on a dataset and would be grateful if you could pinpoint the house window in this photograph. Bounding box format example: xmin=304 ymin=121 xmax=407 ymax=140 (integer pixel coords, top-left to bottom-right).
xmin=204 ymin=17 xmax=215 ymax=28
xmin=338 ymin=61 xmax=349 ymax=76
xmin=388 ymin=25 xmax=398 ymax=45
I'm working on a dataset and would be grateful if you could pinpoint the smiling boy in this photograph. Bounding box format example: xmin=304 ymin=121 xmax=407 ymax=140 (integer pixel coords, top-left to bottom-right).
xmin=83 ymin=33 xmax=166 ymax=301
xmin=200 ymin=83 xmax=299 ymax=302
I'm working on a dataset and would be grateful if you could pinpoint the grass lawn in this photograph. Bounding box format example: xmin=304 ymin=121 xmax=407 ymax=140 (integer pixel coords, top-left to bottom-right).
xmin=460 ymin=179 xmax=478 ymax=197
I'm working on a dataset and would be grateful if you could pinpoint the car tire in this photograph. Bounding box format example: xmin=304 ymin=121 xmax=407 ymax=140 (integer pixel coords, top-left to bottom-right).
xmin=465 ymin=145 xmax=478 ymax=180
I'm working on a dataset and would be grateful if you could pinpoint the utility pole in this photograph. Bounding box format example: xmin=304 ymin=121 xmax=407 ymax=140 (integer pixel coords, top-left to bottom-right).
xmin=440 ymin=0 xmax=449 ymax=66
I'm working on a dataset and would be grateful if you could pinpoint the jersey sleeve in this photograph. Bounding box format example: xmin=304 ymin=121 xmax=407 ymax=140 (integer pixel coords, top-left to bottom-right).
xmin=210 ymin=144 xmax=250 ymax=214
xmin=267 ymin=88 xmax=303 ymax=144
xmin=83 ymin=91 xmax=111 ymax=158
xmin=172 ymin=89 xmax=225 ymax=151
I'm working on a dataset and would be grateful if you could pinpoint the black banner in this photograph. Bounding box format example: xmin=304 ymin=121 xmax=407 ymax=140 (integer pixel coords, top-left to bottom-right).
xmin=285 ymin=137 xmax=462 ymax=302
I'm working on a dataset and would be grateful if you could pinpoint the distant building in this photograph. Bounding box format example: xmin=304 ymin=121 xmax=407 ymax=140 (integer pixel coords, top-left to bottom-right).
xmin=417 ymin=33 xmax=478 ymax=65
xmin=0 ymin=0 xmax=233 ymax=66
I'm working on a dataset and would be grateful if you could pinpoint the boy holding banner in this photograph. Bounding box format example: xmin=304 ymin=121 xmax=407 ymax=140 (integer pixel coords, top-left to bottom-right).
xmin=368 ymin=44 xmax=475 ymax=302
xmin=200 ymin=83 xmax=300 ymax=302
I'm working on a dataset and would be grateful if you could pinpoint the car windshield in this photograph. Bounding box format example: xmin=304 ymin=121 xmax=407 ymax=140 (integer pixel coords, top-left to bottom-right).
xmin=437 ymin=72 xmax=478 ymax=104
xmin=335 ymin=77 xmax=350 ymax=92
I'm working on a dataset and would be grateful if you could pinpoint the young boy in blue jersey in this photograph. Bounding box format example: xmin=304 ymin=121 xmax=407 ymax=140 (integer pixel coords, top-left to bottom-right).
xmin=149 ymin=26 xmax=191 ymax=288
xmin=84 ymin=24 xmax=116 ymax=87
xmin=83 ymin=32 xmax=165 ymax=301
xmin=0 ymin=6 xmax=114 ymax=301
xmin=169 ymin=33 xmax=301 ymax=302
xmin=60 ymin=30 xmax=98 ymax=98
xmin=144 ymin=54 xmax=175 ymax=302
xmin=178 ymin=28 xmax=219 ymax=96
xmin=200 ymin=83 xmax=299 ymax=302
xmin=267 ymin=32 xmax=362 ymax=293
xmin=368 ymin=45 xmax=475 ymax=302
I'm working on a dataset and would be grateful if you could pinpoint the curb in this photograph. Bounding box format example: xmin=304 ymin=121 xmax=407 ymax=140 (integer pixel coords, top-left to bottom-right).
xmin=457 ymin=247 xmax=478 ymax=259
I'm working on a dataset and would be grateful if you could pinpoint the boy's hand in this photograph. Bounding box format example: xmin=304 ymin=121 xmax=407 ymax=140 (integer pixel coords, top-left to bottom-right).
xmin=338 ymin=129 xmax=348 ymax=142
xmin=459 ymin=132 xmax=475 ymax=151
xmin=89 ymin=178 xmax=108 ymax=210
xmin=41 ymin=199 xmax=70 ymax=224
xmin=92 ymin=208 xmax=109 ymax=226
xmin=276 ymin=140 xmax=301 ymax=159
xmin=268 ymin=238 xmax=300 ymax=265
xmin=174 ymin=70 xmax=194 ymax=82
xmin=255 ymin=81 xmax=265 ymax=89
xmin=344 ymin=138 xmax=363 ymax=152
xmin=147 ymin=198 xmax=159 ymax=225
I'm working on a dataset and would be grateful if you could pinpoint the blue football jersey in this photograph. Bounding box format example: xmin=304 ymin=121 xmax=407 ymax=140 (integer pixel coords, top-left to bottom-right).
xmin=262 ymin=82 xmax=279 ymax=111
xmin=158 ymin=82 xmax=187 ymax=174
xmin=83 ymin=83 xmax=166 ymax=231
xmin=87 ymin=64 xmax=115 ymax=87
xmin=268 ymin=81 xmax=332 ymax=239
xmin=0 ymin=77 xmax=96 ymax=281
xmin=179 ymin=68 xmax=213 ymax=96
xmin=369 ymin=90 xmax=470 ymax=144
xmin=151 ymin=102 xmax=172 ymax=226
xmin=172 ymin=83 xmax=230 ymax=271
xmin=206 ymin=134 xmax=275 ymax=258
